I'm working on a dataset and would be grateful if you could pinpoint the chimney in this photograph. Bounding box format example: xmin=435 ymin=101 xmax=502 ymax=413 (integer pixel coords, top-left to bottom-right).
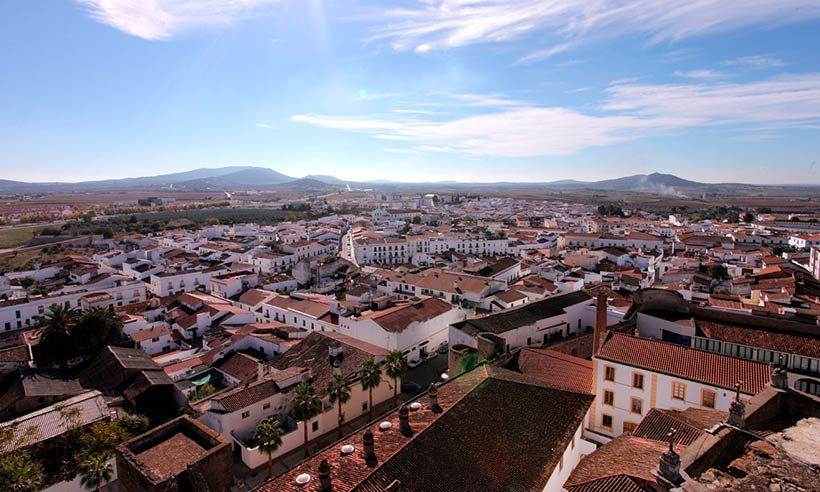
xmin=329 ymin=342 xmax=344 ymax=376
xmin=770 ymin=355 xmax=789 ymax=390
xmin=398 ymin=404 xmax=413 ymax=437
xmin=593 ymin=292 xmax=608 ymax=355
xmin=257 ymin=361 xmax=269 ymax=380
xmin=318 ymin=459 xmax=332 ymax=491
xmin=428 ymin=384 xmax=442 ymax=413
xmin=363 ymin=429 xmax=377 ymax=467
xmin=658 ymin=428 xmax=681 ymax=484
xmin=728 ymin=381 xmax=746 ymax=428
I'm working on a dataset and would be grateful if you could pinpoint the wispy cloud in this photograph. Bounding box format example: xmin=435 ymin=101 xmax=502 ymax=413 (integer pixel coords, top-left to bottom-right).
xmin=725 ymin=54 xmax=788 ymax=68
xmin=368 ymin=1 xmax=820 ymax=60
xmin=75 ymin=0 xmax=280 ymax=40
xmin=674 ymin=69 xmax=729 ymax=80
xmin=256 ymin=122 xmax=278 ymax=129
xmin=293 ymin=74 xmax=820 ymax=158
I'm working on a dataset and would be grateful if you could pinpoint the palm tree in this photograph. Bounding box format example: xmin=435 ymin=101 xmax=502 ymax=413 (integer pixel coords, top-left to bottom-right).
xmin=326 ymin=374 xmax=351 ymax=439
xmin=384 ymin=350 xmax=408 ymax=406
xmin=34 ymin=304 xmax=78 ymax=368
xmin=290 ymin=383 xmax=322 ymax=458
xmin=358 ymin=357 xmax=382 ymax=422
xmin=254 ymin=418 xmax=283 ymax=479
xmin=78 ymin=453 xmax=113 ymax=492
xmin=75 ymin=307 xmax=123 ymax=355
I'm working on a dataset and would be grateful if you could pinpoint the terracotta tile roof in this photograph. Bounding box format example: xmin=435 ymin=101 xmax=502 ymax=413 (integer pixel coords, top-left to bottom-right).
xmin=131 ymin=324 xmax=170 ymax=343
xmin=256 ymin=366 xmax=594 ymax=492
xmin=506 ymin=348 xmax=593 ymax=395
xmin=565 ymin=434 xmax=668 ymax=490
xmin=357 ymin=298 xmax=453 ymax=333
xmin=632 ymin=408 xmax=724 ymax=447
xmin=213 ymin=378 xmax=280 ymax=413
xmin=695 ymin=319 xmax=820 ymax=359
xmin=136 ymin=431 xmax=207 ymax=480
xmin=597 ymin=333 xmax=771 ymax=394
xmin=215 ymin=351 xmax=260 ymax=382
xmin=565 ymin=474 xmax=647 ymax=492
xmin=452 ymin=290 xmax=592 ymax=336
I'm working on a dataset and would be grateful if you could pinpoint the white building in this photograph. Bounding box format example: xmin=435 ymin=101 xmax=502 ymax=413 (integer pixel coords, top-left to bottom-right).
xmin=589 ymin=333 xmax=771 ymax=440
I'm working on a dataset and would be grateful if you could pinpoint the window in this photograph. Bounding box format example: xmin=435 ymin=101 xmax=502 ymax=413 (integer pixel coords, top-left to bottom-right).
xmin=241 ymin=411 xmax=250 ymax=419
xmin=604 ymin=366 xmax=615 ymax=382
xmin=701 ymin=389 xmax=716 ymax=409
xmin=623 ymin=421 xmax=638 ymax=433
xmin=630 ymin=397 xmax=643 ymax=415
xmin=602 ymin=414 xmax=613 ymax=429
xmin=603 ymin=390 xmax=614 ymax=406
xmin=263 ymin=403 xmax=271 ymax=410
xmin=362 ymin=402 xmax=368 ymax=411
xmin=312 ymin=421 xmax=319 ymax=432
xmin=672 ymin=382 xmax=686 ymax=401
xmin=632 ymin=373 xmax=644 ymax=389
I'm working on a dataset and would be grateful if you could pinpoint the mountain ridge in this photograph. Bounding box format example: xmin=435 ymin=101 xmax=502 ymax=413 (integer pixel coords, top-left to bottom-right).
xmin=0 ymin=167 xmax=814 ymax=193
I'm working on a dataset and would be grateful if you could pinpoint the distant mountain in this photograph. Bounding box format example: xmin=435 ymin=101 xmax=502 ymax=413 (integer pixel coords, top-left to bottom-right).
xmin=1 ymin=167 xmax=810 ymax=195
xmin=304 ymin=174 xmax=348 ymax=185
xmin=174 ymin=168 xmax=295 ymax=189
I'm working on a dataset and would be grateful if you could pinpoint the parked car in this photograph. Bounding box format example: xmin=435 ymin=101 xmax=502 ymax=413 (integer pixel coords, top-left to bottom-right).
xmin=401 ymin=381 xmax=423 ymax=395
xmin=423 ymin=351 xmax=438 ymax=360
xmin=437 ymin=342 xmax=449 ymax=354
xmin=407 ymin=358 xmax=422 ymax=368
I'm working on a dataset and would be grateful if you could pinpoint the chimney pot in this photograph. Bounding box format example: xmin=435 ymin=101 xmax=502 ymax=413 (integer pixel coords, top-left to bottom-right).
xmin=318 ymin=459 xmax=332 ymax=492
xmin=428 ymin=384 xmax=442 ymax=413
xmin=363 ymin=429 xmax=377 ymax=467
xmin=398 ymin=404 xmax=413 ymax=436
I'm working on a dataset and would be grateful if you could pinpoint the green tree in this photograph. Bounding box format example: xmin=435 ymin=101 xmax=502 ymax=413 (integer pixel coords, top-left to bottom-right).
xmin=73 ymin=307 xmax=122 ymax=356
xmin=34 ymin=304 xmax=78 ymax=369
xmin=0 ymin=451 xmax=44 ymax=492
xmin=78 ymin=453 xmax=113 ymax=492
xmin=358 ymin=357 xmax=382 ymax=422
xmin=384 ymin=350 xmax=408 ymax=406
xmin=254 ymin=418 xmax=284 ymax=479
xmin=290 ymin=383 xmax=321 ymax=458
xmin=205 ymin=217 xmax=220 ymax=226
xmin=326 ymin=374 xmax=351 ymax=440
xmin=411 ymin=215 xmax=422 ymax=224
xmin=19 ymin=277 xmax=35 ymax=289
xmin=117 ymin=414 xmax=150 ymax=436
xmin=743 ymin=212 xmax=755 ymax=223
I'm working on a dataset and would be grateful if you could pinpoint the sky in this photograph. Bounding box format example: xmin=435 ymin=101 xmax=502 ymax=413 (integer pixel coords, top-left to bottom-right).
xmin=1 ymin=1 xmax=820 ymax=184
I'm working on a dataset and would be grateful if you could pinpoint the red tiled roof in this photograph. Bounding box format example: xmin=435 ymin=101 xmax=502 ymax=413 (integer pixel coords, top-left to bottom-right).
xmin=566 ymin=474 xmax=647 ymax=492
xmin=565 ymin=434 xmax=668 ymax=490
xmin=358 ymin=298 xmax=453 ymax=333
xmin=511 ymin=348 xmax=593 ymax=395
xmin=632 ymin=408 xmax=724 ymax=447
xmin=596 ymin=333 xmax=770 ymax=394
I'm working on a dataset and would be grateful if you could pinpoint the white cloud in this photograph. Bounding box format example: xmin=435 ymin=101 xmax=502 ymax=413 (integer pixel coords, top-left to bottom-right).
xmin=673 ymin=69 xmax=729 ymax=80
xmin=725 ymin=55 xmax=788 ymax=68
xmin=256 ymin=122 xmax=277 ymax=129
xmin=369 ymin=1 xmax=820 ymax=58
xmin=293 ymin=74 xmax=820 ymax=158
xmin=75 ymin=0 xmax=279 ymax=40
xmin=603 ymin=74 xmax=820 ymax=127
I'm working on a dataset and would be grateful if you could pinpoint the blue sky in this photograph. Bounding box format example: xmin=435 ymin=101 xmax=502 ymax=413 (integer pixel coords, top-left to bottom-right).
xmin=2 ymin=1 xmax=820 ymax=184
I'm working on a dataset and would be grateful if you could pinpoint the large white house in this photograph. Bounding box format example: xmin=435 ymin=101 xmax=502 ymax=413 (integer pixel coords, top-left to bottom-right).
xmin=589 ymin=332 xmax=771 ymax=441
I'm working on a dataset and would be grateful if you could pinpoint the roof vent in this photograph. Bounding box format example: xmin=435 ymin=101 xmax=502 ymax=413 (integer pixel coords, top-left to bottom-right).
xmin=295 ymin=473 xmax=311 ymax=485
xmin=379 ymin=421 xmax=392 ymax=431
xmin=341 ymin=444 xmax=355 ymax=455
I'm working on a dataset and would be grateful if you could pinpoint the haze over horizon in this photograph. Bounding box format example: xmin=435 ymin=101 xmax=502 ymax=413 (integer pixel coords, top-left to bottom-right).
xmin=2 ymin=1 xmax=820 ymax=184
